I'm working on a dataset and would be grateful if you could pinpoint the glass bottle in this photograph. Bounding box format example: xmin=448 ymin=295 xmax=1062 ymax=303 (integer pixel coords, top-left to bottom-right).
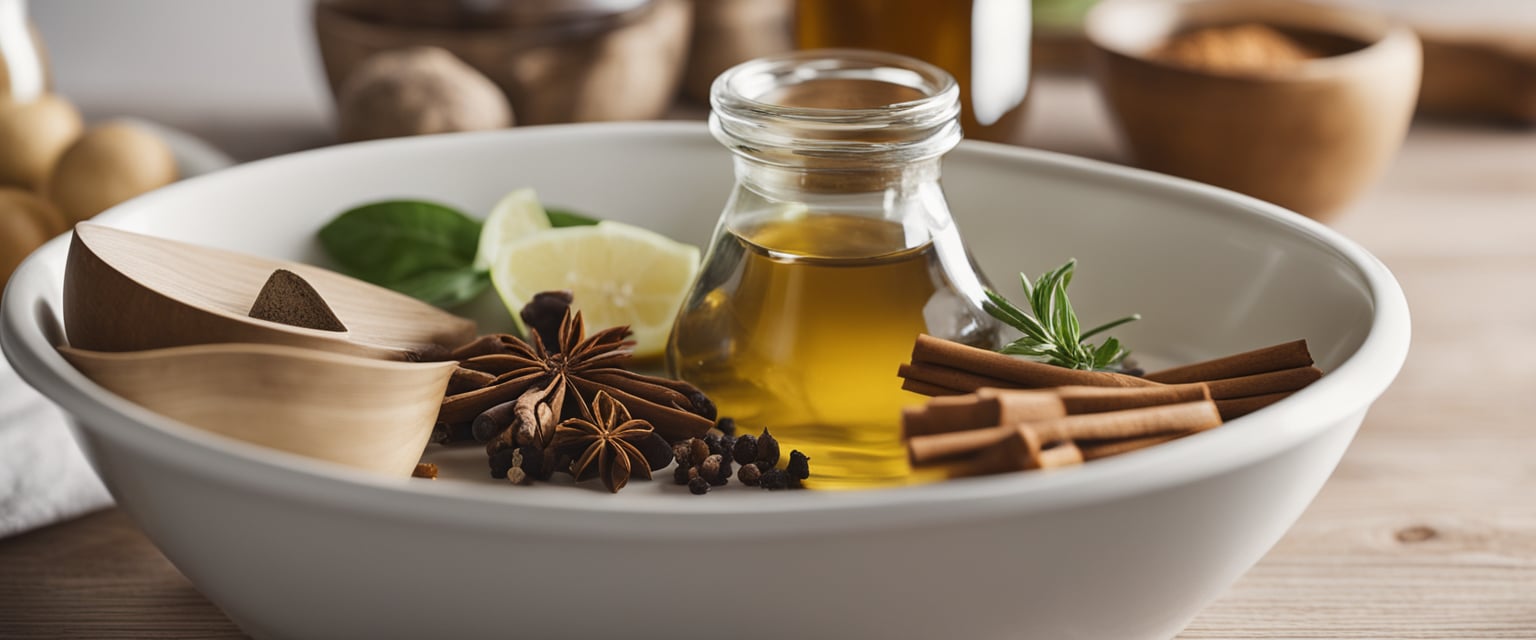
xmin=795 ymin=0 xmax=1032 ymax=144
xmin=667 ymin=50 xmax=1000 ymax=489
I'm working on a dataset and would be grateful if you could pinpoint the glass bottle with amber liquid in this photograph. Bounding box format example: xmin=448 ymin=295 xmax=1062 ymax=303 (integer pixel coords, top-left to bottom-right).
xmin=667 ymin=50 xmax=999 ymax=489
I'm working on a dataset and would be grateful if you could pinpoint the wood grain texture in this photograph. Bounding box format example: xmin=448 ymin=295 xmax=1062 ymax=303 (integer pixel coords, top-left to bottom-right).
xmin=1 ymin=79 xmax=1532 ymax=638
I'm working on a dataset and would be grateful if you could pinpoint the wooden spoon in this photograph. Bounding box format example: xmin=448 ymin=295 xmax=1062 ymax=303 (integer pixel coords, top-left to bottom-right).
xmin=60 ymin=343 xmax=456 ymax=477
xmin=64 ymin=222 xmax=477 ymax=360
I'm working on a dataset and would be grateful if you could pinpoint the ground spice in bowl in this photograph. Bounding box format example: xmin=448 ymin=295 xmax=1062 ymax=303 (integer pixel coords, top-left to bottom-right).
xmin=1152 ymin=23 xmax=1320 ymax=72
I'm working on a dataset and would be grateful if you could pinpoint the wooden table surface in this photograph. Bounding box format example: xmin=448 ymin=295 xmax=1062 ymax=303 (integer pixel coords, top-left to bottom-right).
xmin=1 ymin=78 xmax=1533 ymax=638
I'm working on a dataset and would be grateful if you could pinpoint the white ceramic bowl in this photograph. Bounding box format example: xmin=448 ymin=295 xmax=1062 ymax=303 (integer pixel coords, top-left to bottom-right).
xmin=1 ymin=123 xmax=1409 ymax=640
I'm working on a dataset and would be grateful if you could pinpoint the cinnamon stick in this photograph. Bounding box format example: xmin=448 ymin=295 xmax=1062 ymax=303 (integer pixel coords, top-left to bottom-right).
xmin=897 ymin=362 xmax=1016 ymax=394
xmin=1053 ymin=384 xmax=1210 ymax=414
xmin=939 ymin=427 xmax=1084 ymax=477
xmin=1203 ymin=366 xmax=1322 ymax=400
xmin=908 ymin=424 xmax=1012 ymax=464
xmin=901 ymin=390 xmax=1066 ymax=438
xmin=1027 ymin=400 xmax=1222 ymax=442
xmin=1215 ymin=391 xmax=1296 ymax=420
xmin=1079 ymin=434 xmax=1182 ymax=460
xmin=907 ymin=400 xmax=1221 ymax=465
xmin=910 ymin=334 xmax=1157 ymax=389
xmin=1145 ymin=339 xmax=1313 ymax=384
xmin=1037 ymin=440 xmax=1085 ymax=469
xmin=901 ymin=378 xmax=965 ymax=397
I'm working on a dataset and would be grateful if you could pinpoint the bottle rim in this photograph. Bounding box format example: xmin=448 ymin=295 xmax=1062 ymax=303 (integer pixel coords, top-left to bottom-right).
xmin=709 ymin=49 xmax=963 ymax=167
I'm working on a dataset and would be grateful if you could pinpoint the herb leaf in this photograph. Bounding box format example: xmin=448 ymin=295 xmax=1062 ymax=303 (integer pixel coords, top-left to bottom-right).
xmin=545 ymin=207 xmax=600 ymax=228
xmin=388 ymin=267 xmax=491 ymax=308
xmin=983 ymin=259 xmax=1139 ymax=371
xmin=318 ymin=199 xmax=489 ymax=307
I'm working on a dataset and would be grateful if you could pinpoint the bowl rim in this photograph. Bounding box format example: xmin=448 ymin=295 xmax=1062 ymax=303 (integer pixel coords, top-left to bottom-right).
xmin=1085 ymin=0 xmax=1421 ymax=82
xmin=0 ymin=121 xmax=1411 ymax=536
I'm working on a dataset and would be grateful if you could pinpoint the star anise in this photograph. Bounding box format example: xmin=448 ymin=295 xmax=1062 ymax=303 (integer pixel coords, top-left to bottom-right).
xmin=553 ymin=391 xmax=673 ymax=492
xmin=437 ymin=308 xmax=715 ymax=443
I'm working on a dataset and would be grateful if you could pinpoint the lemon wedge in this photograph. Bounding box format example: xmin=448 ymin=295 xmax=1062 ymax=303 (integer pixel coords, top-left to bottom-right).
xmin=490 ymin=221 xmax=700 ymax=358
xmin=474 ymin=187 xmax=551 ymax=271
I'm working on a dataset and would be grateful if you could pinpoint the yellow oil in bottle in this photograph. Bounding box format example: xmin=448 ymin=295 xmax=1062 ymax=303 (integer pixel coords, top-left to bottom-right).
xmin=669 ymin=214 xmax=972 ymax=489
xmin=795 ymin=0 xmax=1031 ymax=144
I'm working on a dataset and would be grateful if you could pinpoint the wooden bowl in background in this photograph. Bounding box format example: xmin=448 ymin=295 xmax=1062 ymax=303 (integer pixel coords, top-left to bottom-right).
xmin=312 ymin=0 xmax=691 ymax=126
xmin=1086 ymin=0 xmax=1421 ymax=221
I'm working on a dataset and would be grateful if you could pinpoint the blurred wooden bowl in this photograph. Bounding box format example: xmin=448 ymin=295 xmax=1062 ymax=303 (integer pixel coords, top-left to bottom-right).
xmin=1086 ymin=0 xmax=1421 ymax=220
xmin=312 ymin=0 xmax=691 ymax=126
xmin=60 ymin=343 xmax=455 ymax=477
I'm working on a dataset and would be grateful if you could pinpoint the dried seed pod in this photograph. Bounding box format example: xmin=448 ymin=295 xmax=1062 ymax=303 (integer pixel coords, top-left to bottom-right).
xmin=507 ymin=467 xmax=529 ymax=485
xmin=472 ymin=398 xmax=518 ymax=443
xmin=520 ymin=290 xmax=573 ymax=352
xmin=688 ymin=476 xmax=710 ymax=495
xmin=787 ymin=450 xmax=811 ymax=482
xmin=758 ymin=468 xmax=789 ymax=491
xmin=673 ymin=463 xmax=694 ymax=485
xmin=489 ymin=448 xmax=516 ymax=479
xmin=689 ymin=438 xmax=710 ymax=466
xmin=714 ymin=416 xmax=735 ymax=436
xmin=700 ymin=455 xmax=724 ymax=485
xmin=738 ymin=463 xmax=762 ymax=486
xmin=511 ymin=444 xmax=544 ymax=480
xmin=432 ymin=421 xmax=475 ymax=445
xmin=755 ymin=429 xmax=781 ymax=469
xmin=732 ymin=434 xmax=757 ymax=465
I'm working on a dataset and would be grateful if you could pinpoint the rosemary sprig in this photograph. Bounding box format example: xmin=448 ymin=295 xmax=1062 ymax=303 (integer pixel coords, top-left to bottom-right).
xmin=982 ymin=259 xmax=1140 ymax=371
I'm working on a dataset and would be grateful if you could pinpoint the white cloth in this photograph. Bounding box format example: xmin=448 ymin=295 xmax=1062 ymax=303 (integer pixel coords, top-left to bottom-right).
xmin=0 ymin=362 xmax=111 ymax=538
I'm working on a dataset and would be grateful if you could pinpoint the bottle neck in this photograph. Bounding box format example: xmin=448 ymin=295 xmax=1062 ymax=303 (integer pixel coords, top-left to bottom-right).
xmin=734 ymin=155 xmax=943 ymax=201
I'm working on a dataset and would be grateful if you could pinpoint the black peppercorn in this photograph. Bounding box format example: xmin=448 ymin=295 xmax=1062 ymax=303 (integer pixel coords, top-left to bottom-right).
xmin=787 ymin=450 xmax=810 ymax=481
xmin=673 ymin=463 xmax=693 ymax=485
xmin=704 ymin=433 xmax=726 ymax=457
xmin=688 ymin=476 xmax=710 ymax=495
xmin=700 ymin=455 xmax=724 ymax=485
xmin=738 ymin=463 xmax=762 ymax=486
xmin=732 ymin=434 xmax=757 ymax=465
xmin=689 ymin=392 xmax=718 ymax=422
xmin=689 ymin=438 xmax=710 ymax=466
xmin=673 ymin=441 xmax=695 ymax=467
xmin=758 ymin=468 xmax=789 ymax=491
xmin=755 ymin=429 xmax=781 ymax=469
xmin=714 ymin=455 xmax=733 ymax=487
xmin=715 ymin=417 xmax=736 ymax=436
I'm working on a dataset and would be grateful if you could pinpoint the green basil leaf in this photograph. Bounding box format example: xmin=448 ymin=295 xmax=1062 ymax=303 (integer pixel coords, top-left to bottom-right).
xmin=387 ymin=267 xmax=491 ymax=308
xmin=319 ymin=200 xmax=482 ymax=285
xmin=545 ymin=207 xmax=600 ymax=228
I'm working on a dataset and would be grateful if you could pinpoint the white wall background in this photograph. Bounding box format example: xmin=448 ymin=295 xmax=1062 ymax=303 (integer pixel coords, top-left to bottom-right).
xmin=30 ymin=0 xmax=331 ymax=157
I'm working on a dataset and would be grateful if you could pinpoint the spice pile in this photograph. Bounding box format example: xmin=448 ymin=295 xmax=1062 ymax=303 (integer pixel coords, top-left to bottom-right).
xmin=430 ymin=291 xmax=810 ymax=494
xmin=1152 ymin=23 xmax=1320 ymax=73
xmin=670 ymin=425 xmax=811 ymax=495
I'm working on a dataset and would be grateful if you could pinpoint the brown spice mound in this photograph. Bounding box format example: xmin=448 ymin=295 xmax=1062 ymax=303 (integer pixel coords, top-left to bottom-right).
xmin=1153 ymin=23 xmax=1319 ymax=72
xmin=248 ymin=269 xmax=347 ymax=332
